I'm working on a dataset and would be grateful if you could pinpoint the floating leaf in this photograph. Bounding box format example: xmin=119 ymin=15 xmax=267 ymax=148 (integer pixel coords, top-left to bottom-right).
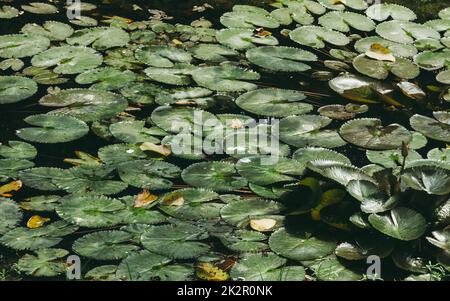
xmin=144 ymin=63 xmax=195 ymax=85
xmin=0 ymin=34 xmax=50 ymax=58
xmin=73 ymin=230 xmax=139 ymax=260
xmin=31 ymin=46 xmax=103 ymax=74
xmin=66 ymin=27 xmax=130 ymax=50
xmin=236 ymin=88 xmax=311 ymax=117
xmin=21 ymin=21 xmax=73 ymax=41
xmin=220 ymin=199 xmax=283 ymax=227
xmin=318 ymin=0 xmax=367 ymax=11
xmin=269 ymin=227 xmax=336 ymax=261
xmin=319 ymin=11 xmax=375 ymax=32
xmin=230 ymin=253 xmax=304 ymax=281
xmin=75 ymin=67 xmax=136 ymax=91
xmin=401 ymin=161 xmax=450 ymax=195
xmin=410 ymin=113 xmax=450 ymax=143
xmin=366 ymin=4 xmax=417 ymax=21
xmin=110 ymin=121 xmax=160 ymax=144
xmin=0 ymin=5 xmax=20 ymax=19
xmin=135 ymin=45 xmax=192 ymax=67
xmin=0 ymin=198 xmax=22 ymax=235
xmin=0 ymin=76 xmax=38 ymax=104
xmin=21 ymin=2 xmax=58 ymax=14
xmin=196 ymin=263 xmax=229 ymax=281
xmin=192 ymin=65 xmax=260 ymax=92
xmin=39 ymin=89 xmax=128 ymax=122
xmin=368 ymin=207 xmax=427 ymax=241
xmin=0 ymin=141 xmax=37 ymax=160
xmin=339 ymin=118 xmax=412 ymax=150
xmin=216 ymin=28 xmax=278 ymax=50
xmin=376 ymin=21 xmax=440 ymax=44
xmin=16 ymin=114 xmax=89 ymax=143
xmin=17 ymin=248 xmax=69 ymax=277
xmin=141 ymin=223 xmax=209 ymax=259
xmin=353 ymin=54 xmax=420 ymax=80
xmin=27 ymin=215 xmax=50 ymax=229
xmin=290 ymin=26 xmax=350 ymax=49
xmin=355 ymin=37 xmax=418 ymax=58
xmin=189 ymin=43 xmax=238 ymax=63
xmin=182 ymin=161 xmax=247 ymax=192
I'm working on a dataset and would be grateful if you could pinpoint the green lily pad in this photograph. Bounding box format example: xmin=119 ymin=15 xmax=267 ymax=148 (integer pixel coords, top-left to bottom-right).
xmin=440 ymin=7 xmax=450 ymax=20
xmin=39 ymin=89 xmax=128 ymax=122
xmin=67 ymin=27 xmax=129 ymax=50
xmin=410 ymin=113 xmax=450 ymax=143
xmin=0 ymin=221 xmax=78 ymax=250
xmin=73 ymin=230 xmax=139 ymax=260
xmin=135 ymin=45 xmax=192 ymax=67
xmin=368 ymin=207 xmax=427 ymax=241
xmin=31 ymin=46 xmax=103 ymax=74
xmin=310 ymin=256 xmax=363 ymax=280
xmin=339 ymin=118 xmax=412 ymax=150
xmin=366 ymin=149 xmax=422 ymax=168
xmin=357 ymin=37 xmax=419 ymax=58
xmin=120 ymin=82 xmax=161 ymax=105
xmin=158 ymin=188 xmax=221 ymax=221
xmin=141 ymin=223 xmax=209 ymax=259
xmin=0 ymin=76 xmax=38 ymax=104
xmin=353 ymin=54 xmax=420 ymax=80
xmin=221 ymin=9 xmax=279 ymax=29
xmin=278 ymin=115 xmax=346 ymax=148
xmin=437 ymin=69 xmax=450 ymax=84
xmin=18 ymin=167 xmax=69 ymax=191
xmin=220 ymin=199 xmax=284 ymax=227
xmin=236 ymin=88 xmax=311 ymax=117
xmin=110 ymin=120 xmax=160 ymax=144
xmin=21 ymin=2 xmax=58 ymax=14
xmin=0 ymin=5 xmax=19 ymax=19
xmin=97 ymin=143 xmax=149 ymax=165
xmin=192 ymin=65 xmax=260 ymax=92
xmin=181 ymin=161 xmax=247 ymax=192
xmin=413 ymin=50 xmax=450 ymax=71
xmin=21 ymin=21 xmax=73 ymax=41
xmin=19 ymin=195 xmax=60 ymax=212
xmin=144 ymin=63 xmax=196 ymax=86
xmin=335 ymin=235 xmax=395 ymax=260
xmin=246 ymin=46 xmax=317 ymax=72
xmin=230 ymin=253 xmax=305 ymax=281
xmin=215 ymin=229 xmax=267 ymax=253
xmin=307 ymin=160 xmax=373 ymax=186
xmin=269 ymin=227 xmax=336 ymax=261
xmin=290 ymin=26 xmax=350 ymax=49
xmin=270 ymin=1 xmax=326 ymax=26
xmin=216 ymin=28 xmax=279 ymax=50
xmin=69 ymin=16 xmax=98 ymax=27
xmin=118 ymin=159 xmax=180 ymax=190
xmin=0 ymin=198 xmax=22 ymax=235
xmin=116 ymin=250 xmax=194 ymax=281
xmin=0 ymin=34 xmax=50 ymax=58
xmin=189 ymin=43 xmax=238 ymax=63
xmin=366 ymin=4 xmax=417 ymax=21
xmin=56 ymin=195 xmax=126 ymax=228
xmin=401 ymin=161 xmax=450 ymax=195
xmin=75 ymin=67 xmax=136 ymax=91
xmin=319 ymin=11 xmax=375 ymax=33
xmin=427 ymin=148 xmax=450 ymax=162
xmin=155 ymin=87 xmax=213 ymax=107
xmin=293 ymin=147 xmax=351 ymax=165
xmin=376 ymin=21 xmax=440 ymax=44
xmin=0 ymin=141 xmax=37 ymax=160
xmin=236 ymin=156 xmax=305 ymax=186
xmin=318 ymin=0 xmax=367 ymax=11
xmin=17 ymin=248 xmax=69 ymax=277
xmin=16 ymin=114 xmax=89 ymax=143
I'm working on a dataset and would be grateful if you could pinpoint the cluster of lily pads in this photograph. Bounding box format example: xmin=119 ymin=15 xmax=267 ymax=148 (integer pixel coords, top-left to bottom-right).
xmin=0 ymin=1 xmax=449 ymax=281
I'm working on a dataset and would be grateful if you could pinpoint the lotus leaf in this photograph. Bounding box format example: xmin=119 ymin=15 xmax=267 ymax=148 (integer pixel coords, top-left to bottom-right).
xmin=0 ymin=141 xmax=36 ymax=160
xmin=69 ymin=16 xmax=98 ymax=27
xmin=270 ymin=0 xmax=326 ymax=26
xmin=428 ymin=148 xmax=450 ymax=161
xmin=366 ymin=149 xmax=422 ymax=168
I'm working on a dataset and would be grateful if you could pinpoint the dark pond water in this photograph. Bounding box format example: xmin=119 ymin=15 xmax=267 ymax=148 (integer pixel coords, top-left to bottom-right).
xmin=0 ymin=0 xmax=448 ymax=281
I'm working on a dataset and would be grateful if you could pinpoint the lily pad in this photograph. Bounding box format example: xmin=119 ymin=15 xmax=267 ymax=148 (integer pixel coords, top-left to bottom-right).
xmin=0 ymin=198 xmax=22 ymax=235
xmin=31 ymin=46 xmax=103 ymax=74
xmin=0 ymin=6 xmax=19 ymax=19
xmin=290 ymin=26 xmax=350 ymax=49
xmin=220 ymin=199 xmax=284 ymax=228
xmin=353 ymin=54 xmax=420 ymax=80
xmin=66 ymin=27 xmax=130 ymax=50
xmin=21 ymin=21 xmax=73 ymax=41
xmin=293 ymin=147 xmax=351 ymax=165
xmin=39 ymin=89 xmax=128 ymax=122
xmin=21 ymin=2 xmax=58 ymax=14
xmin=189 ymin=43 xmax=238 ymax=63
xmin=236 ymin=88 xmax=311 ymax=117
xmin=144 ymin=63 xmax=196 ymax=86
xmin=230 ymin=253 xmax=305 ymax=281
xmin=16 ymin=114 xmax=89 ymax=143
xmin=401 ymin=161 xmax=450 ymax=195
xmin=141 ymin=223 xmax=209 ymax=259
xmin=410 ymin=113 xmax=450 ymax=143
xmin=376 ymin=21 xmax=440 ymax=44
xmin=0 ymin=76 xmax=38 ymax=104
xmin=17 ymin=248 xmax=69 ymax=277
xmin=75 ymin=67 xmax=136 ymax=91
xmin=192 ymin=65 xmax=260 ymax=92
xmin=269 ymin=227 xmax=336 ymax=261
xmin=366 ymin=4 xmax=417 ymax=21
xmin=246 ymin=46 xmax=317 ymax=72
xmin=216 ymin=28 xmax=279 ymax=50
xmin=318 ymin=0 xmax=367 ymax=11
xmin=368 ymin=207 xmax=427 ymax=241
xmin=339 ymin=118 xmax=412 ymax=150
xmin=135 ymin=45 xmax=192 ymax=67
xmin=73 ymin=230 xmax=139 ymax=260
xmin=319 ymin=11 xmax=375 ymax=33
xmin=110 ymin=120 xmax=159 ymax=144
xmin=0 ymin=34 xmax=50 ymax=59
xmin=182 ymin=161 xmax=247 ymax=192
xmin=220 ymin=7 xmax=279 ymax=29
